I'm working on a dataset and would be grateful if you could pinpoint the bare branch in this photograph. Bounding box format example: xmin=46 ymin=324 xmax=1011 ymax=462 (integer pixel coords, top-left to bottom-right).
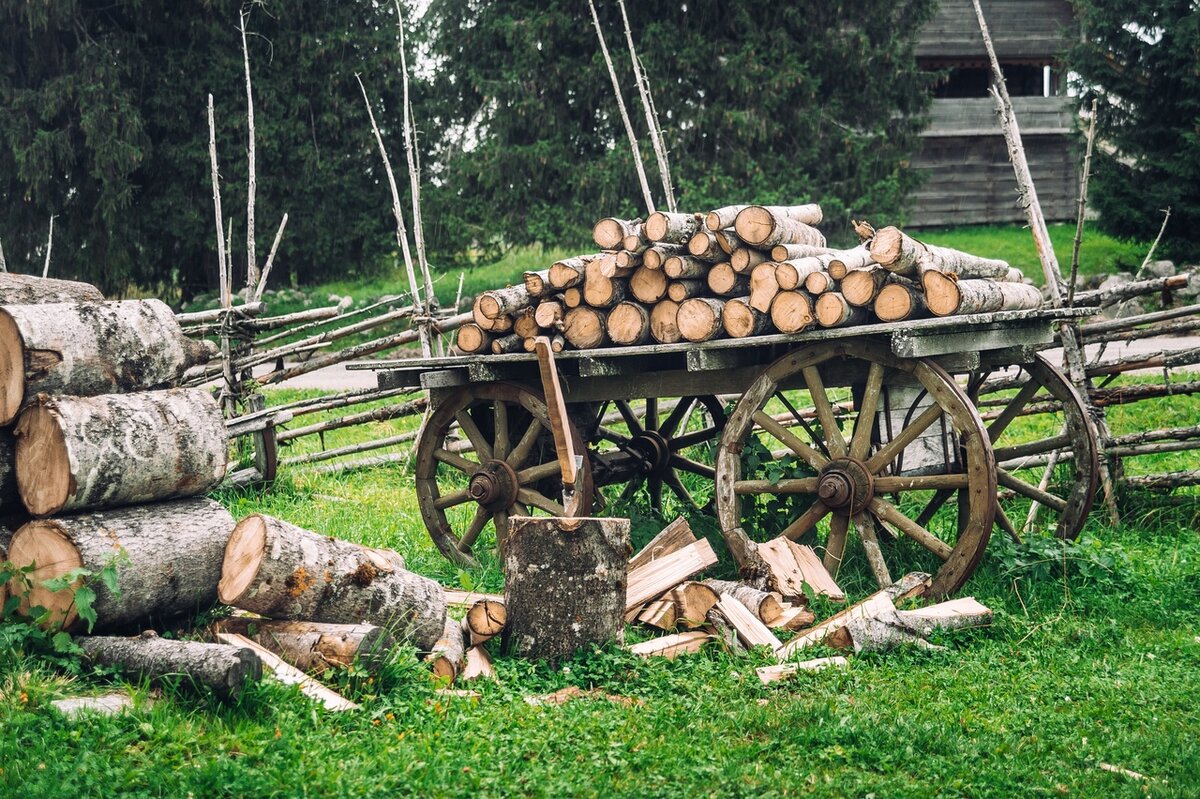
xmin=240 ymin=10 xmax=260 ymax=292
xmin=254 ymin=212 xmax=289 ymax=303
xmin=41 ymin=215 xmax=55 ymax=278
xmin=617 ymin=0 xmax=675 ymax=212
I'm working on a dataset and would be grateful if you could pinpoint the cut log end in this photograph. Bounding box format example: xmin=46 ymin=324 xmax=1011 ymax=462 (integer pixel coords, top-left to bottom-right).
xmin=868 ymin=226 xmax=904 ymax=267
xmin=217 ymin=514 xmax=268 ymax=606
xmin=7 ymin=521 xmax=82 ymax=628
xmin=0 ymin=312 xmax=26 ymax=425
xmin=13 ymin=404 xmax=70 ymax=517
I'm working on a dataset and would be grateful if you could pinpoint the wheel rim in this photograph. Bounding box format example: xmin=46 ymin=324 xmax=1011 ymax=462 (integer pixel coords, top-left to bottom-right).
xmin=415 ymin=383 xmax=593 ymax=568
xmin=715 ymin=340 xmax=996 ymax=599
xmin=971 ymin=354 xmax=1099 ymax=541
xmin=588 ymin=396 xmax=725 ymax=515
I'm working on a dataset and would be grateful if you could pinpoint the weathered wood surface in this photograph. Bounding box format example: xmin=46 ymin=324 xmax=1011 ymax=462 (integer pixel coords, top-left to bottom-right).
xmin=218 ymin=514 xmax=446 ymax=651
xmin=502 ymin=515 xmax=630 ymax=662
xmin=14 ymin=389 xmax=227 ymax=516
xmin=79 ymin=632 xmax=261 ymax=702
xmin=0 ymin=274 xmax=104 ymax=304
xmin=9 ymin=498 xmax=235 ymax=631
xmin=0 ymin=300 xmax=214 ymax=424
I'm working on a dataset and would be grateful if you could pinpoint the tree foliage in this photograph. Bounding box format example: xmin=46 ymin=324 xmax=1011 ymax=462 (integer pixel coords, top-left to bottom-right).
xmin=420 ymin=0 xmax=936 ymax=256
xmin=0 ymin=1 xmax=411 ymax=297
xmin=1069 ymin=0 xmax=1200 ymax=255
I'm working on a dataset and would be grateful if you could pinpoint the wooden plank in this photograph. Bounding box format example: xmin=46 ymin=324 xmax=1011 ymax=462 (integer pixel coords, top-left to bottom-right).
xmin=891 ymin=323 xmax=1052 ymax=358
xmin=535 ymin=338 xmax=577 ymax=487
xmin=626 ymin=538 xmax=718 ymax=610
xmin=714 ymin=595 xmax=783 ymax=651
xmin=627 ymin=630 xmax=712 ymax=659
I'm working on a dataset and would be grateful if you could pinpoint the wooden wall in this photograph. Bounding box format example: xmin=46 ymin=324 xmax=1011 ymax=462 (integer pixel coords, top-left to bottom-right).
xmin=916 ymin=0 xmax=1075 ymax=60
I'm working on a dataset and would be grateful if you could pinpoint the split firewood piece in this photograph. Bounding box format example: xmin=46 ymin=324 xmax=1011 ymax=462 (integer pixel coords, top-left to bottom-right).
xmin=14 ymin=388 xmax=226 ymax=517
xmin=81 ymin=632 xmax=262 ymax=703
xmin=503 ymin=516 xmax=630 ymax=662
xmin=491 ymin=333 xmax=525 ymax=355
xmin=471 ymin=298 xmax=513 ymax=333
xmin=477 ymin=285 xmax=531 ymax=320
xmin=666 ymin=279 xmax=708 ymax=303
xmin=769 ymin=291 xmax=815 ymax=335
xmin=715 ymin=594 xmax=783 ymax=651
xmin=874 ymin=282 xmax=928 ymax=322
xmin=730 ymin=247 xmax=771 ymax=274
xmin=703 ymin=607 xmax=745 ymax=652
xmin=687 ymin=230 xmax=726 ymax=262
xmin=9 ymin=497 xmax=234 ymax=632
xmin=804 ymin=271 xmax=835 ymax=295
xmin=774 ymin=257 xmax=824 ymax=291
xmin=722 ymin=296 xmax=771 ymax=338
xmin=707 ymin=262 xmax=750 ymax=297
xmin=562 ymin=306 xmax=609 ymax=349
xmin=425 ymin=615 xmax=467 ymax=681
xmin=749 ymin=262 xmax=781 ymax=313
xmin=534 ymin=300 xmax=566 ymax=330
xmin=523 ymin=270 xmax=551 ymax=298
xmin=894 ymin=596 xmax=993 ymax=635
xmin=756 ymin=656 xmax=848 ymax=685
xmin=628 ymin=516 xmax=696 ymax=572
xmin=838 ymin=595 xmax=991 ymax=653
xmin=630 ymin=266 xmax=669 ymax=304
xmin=756 ymin=537 xmax=845 ymax=602
xmin=607 ymin=302 xmax=651 ymax=347
xmin=460 ymin=645 xmax=496 ymax=682
xmin=704 ymin=205 xmax=749 ymax=232
xmin=770 ymin=243 xmax=835 ymax=262
xmin=841 ymin=266 xmax=889 ymax=306
xmin=775 ymin=572 xmax=931 ymax=660
xmin=669 ymin=581 xmax=720 ymax=628
xmin=922 ymin=272 xmax=1043 ymax=316
xmin=825 ymin=246 xmax=875 ymax=280
xmin=211 ymin=618 xmax=394 ymax=674
xmin=649 ymin=300 xmax=682 ymax=344
xmin=512 ymin=308 xmax=540 ymax=339
xmin=0 ymin=273 xmax=104 ymax=304
xmin=465 ymin=599 xmax=507 ymax=645
xmin=636 ymin=598 xmax=677 ymax=630
xmin=628 ymin=630 xmax=713 ymax=659
xmin=217 ymin=632 xmax=360 ymax=711
xmin=704 ymin=579 xmax=785 ymax=624
xmin=768 ymin=604 xmax=817 ymax=631
xmin=626 ymin=537 xmax=718 ymax=610
xmin=642 ymin=244 xmax=682 ymax=270
xmin=615 ymin=249 xmax=642 ymax=269
xmin=870 ymin=226 xmax=1012 ymax=279
xmin=814 ymin=292 xmax=870 ymax=328
xmin=734 ymin=205 xmax=824 ymax=248
xmin=663 ymin=255 xmax=710 ymax=280
xmin=677 ymin=297 xmax=726 ymax=343
xmin=592 ymin=217 xmax=639 ymax=250
xmin=444 ymin=589 xmax=504 ymax=607
xmin=0 ymin=299 xmax=214 ymax=424
xmin=456 ymin=323 xmax=493 ymax=354
xmin=645 ymin=211 xmax=702 ymax=244
xmin=218 ymin=514 xmax=446 ymax=651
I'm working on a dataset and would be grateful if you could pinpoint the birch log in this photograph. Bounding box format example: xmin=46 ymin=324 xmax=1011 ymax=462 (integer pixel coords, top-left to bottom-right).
xmin=735 ymin=205 xmax=825 ymax=248
xmin=630 ymin=266 xmax=669 ymax=304
xmin=607 ymin=302 xmax=652 ymax=346
xmin=874 ymin=283 xmax=927 ymax=322
xmin=663 ymin=255 xmax=710 ymax=280
xmin=707 ymin=263 xmax=749 ymax=296
xmin=0 ymin=300 xmax=214 ymax=424
xmin=0 ymin=274 xmax=103 ymax=305
xmin=687 ymin=230 xmax=726 ymax=262
xmin=704 ymin=580 xmax=784 ymax=624
xmin=814 ymin=292 xmax=870 ymax=328
xmin=478 ymin=285 xmax=531 ymax=320
xmin=8 ymin=498 xmax=235 ymax=631
xmin=593 ymin=218 xmax=639 ymax=249
xmin=649 ymin=300 xmax=683 ymax=344
xmin=645 ymin=212 xmax=701 ymax=244
xmin=211 ymin=618 xmax=394 ymax=673
xmin=770 ymin=244 xmax=834 ymax=262
xmin=826 ymin=246 xmax=875 ymax=280
xmin=523 ymin=270 xmax=551 ymax=298
xmin=14 ymin=389 xmax=227 ymax=517
xmin=705 ymin=205 xmax=749 ymax=231
xmin=78 ymin=633 xmax=261 ymax=702
xmin=642 ymin=244 xmax=682 ymax=270
xmin=218 ymin=514 xmax=446 ymax=651
xmin=562 ymin=306 xmax=609 ymax=349
xmin=774 ymin=258 xmax=823 ymax=291
xmin=455 ymin=323 xmax=493 ymax=354
xmin=841 ymin=267 xmax=890 ymax=306
xmin=731 ymin=247 xmax=771 ymax=274
xmin=472 ymin=299 xmax=513 ymax=333
xmin=870 ymin=227 xmax=1012 ymax=279
xmin=749 ymin=262 xmax=781 ymax=313
xmin=769 ymin=291 xmax=815 ymax=334
xmin=922 ymin=273 xmax=1043 ymax=316
xmin=666 ymin=279 xmax=708 ymax=302
xmin=677 ymin=298 xmax=726 ymax=342
xmin=721 ymin=297 xmax=771 ymax=338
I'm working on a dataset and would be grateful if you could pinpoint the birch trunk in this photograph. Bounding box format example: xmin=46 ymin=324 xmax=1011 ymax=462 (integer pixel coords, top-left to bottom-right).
xmin=0 ymin=274 xmax=103 ymax=305
xmin=922 ymin=273 xmax=1044 ymax=317
xmin=870 ymin=227 xmax=1012 ymax=279
xmin=79 ymin=633 xmax=261 ymax=701
xmin=211 ymin=618 xmax=393 ymax=673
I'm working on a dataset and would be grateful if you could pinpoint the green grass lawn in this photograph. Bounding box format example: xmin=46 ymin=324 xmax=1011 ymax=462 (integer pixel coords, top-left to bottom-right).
xmin=2 ymin=372 xmax=1198 ymax=797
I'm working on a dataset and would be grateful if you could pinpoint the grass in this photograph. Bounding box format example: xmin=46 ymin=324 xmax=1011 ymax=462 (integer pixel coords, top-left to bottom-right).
xmin=2 ymin=373 xmax=1198 ymax=797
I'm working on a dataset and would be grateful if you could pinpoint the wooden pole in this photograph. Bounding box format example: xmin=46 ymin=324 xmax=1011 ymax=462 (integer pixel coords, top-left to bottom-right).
xmin=253 ymin=212 xmax=288 ymax=302
xmin=41 ymin=215 xmax=54 ymax=278
xmin=1067 ymin=99 xmax=1098 ymax=306
xmin=239 ymin=11 xmax=260 ymax=294
xmin=617 ymin=0 xmax=675 ymax=212
xmin=354 ymin=73 xmax=432 ymax=358
xmin=207 ymin=94 xmax=236 ymax=415
xmin=0 ymin=237 xmax=7 ymax=273
xmin=587 ymin=0 xmax=655 ymax=215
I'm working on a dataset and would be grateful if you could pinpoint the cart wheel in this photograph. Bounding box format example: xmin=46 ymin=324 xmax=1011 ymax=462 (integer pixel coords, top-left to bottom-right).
xmin=969 ymin=354 xmax=1099 ymax=541
xmin=715 ymin=340 xmax=996 ymax=599
xmin=415 ymin=383 xmax=594 ymax=568
xmin=588 ymin=396 xmax=726 ymax=514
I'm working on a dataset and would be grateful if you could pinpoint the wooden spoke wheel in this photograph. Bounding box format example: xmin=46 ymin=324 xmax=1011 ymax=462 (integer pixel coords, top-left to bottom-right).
xmin=415 ymin=383 xmax=593 ymax=568
xmin=715 ymin=340 xmax=996 ymax=599
xmin=587 ymin=396 xmax=726 ymax=514
xmin=969 ymin=354 xmax=1099 ymax=541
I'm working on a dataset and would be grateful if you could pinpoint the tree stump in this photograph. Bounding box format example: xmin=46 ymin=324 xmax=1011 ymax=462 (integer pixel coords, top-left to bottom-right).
xmin=502 ymin=515 xmax=630 ymax=662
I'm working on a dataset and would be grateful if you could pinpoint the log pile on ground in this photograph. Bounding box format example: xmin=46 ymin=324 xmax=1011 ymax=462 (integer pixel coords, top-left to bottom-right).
xmin=460 ymin=207 xmax=1044 ymax=352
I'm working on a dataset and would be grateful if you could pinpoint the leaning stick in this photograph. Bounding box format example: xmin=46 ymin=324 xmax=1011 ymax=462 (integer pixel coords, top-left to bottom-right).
xmin=587 ymin=0 xmax=655 ymax=215
xmin=240 ymin=12 xmax=259 ymax=293
xmin=0 ymin=237 xmax=7 ymax=272
xmin=1067 ymin=99 xmax=1097 ymax=306
xmin=617 ymin=0 xmax=675 ymax=213
xmin=207 ymin=94 xmax=235 ymax=415
xmin=355 ymin=73 xmax=431 ymax=359
xmin=254 ymin=213 xmax=288 ymax=303
xmin=42 ymin=215 xmax=54 ymax=279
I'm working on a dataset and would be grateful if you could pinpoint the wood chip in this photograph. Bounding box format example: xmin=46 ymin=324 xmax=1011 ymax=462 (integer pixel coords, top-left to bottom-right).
xmin=627 ymin=630 xmax=713 ymax=659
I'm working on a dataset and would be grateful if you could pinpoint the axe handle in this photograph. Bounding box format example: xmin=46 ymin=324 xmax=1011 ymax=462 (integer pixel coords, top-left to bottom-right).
xmin=534 ymin=335 xmax=578 ymax=488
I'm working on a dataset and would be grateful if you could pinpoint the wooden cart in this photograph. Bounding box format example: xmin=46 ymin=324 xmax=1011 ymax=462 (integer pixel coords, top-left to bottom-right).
xmin=351 ymin=307 xmax=1099 ymax=599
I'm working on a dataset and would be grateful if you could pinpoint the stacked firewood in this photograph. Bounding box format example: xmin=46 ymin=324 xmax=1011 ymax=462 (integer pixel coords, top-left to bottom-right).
xmin=459 ymin=205 xmax=1042 ymax=353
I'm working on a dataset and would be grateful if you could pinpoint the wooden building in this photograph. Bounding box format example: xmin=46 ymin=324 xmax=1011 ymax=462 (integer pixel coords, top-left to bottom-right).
xmin=907 ymin=1 xmax=1079 ymax=227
